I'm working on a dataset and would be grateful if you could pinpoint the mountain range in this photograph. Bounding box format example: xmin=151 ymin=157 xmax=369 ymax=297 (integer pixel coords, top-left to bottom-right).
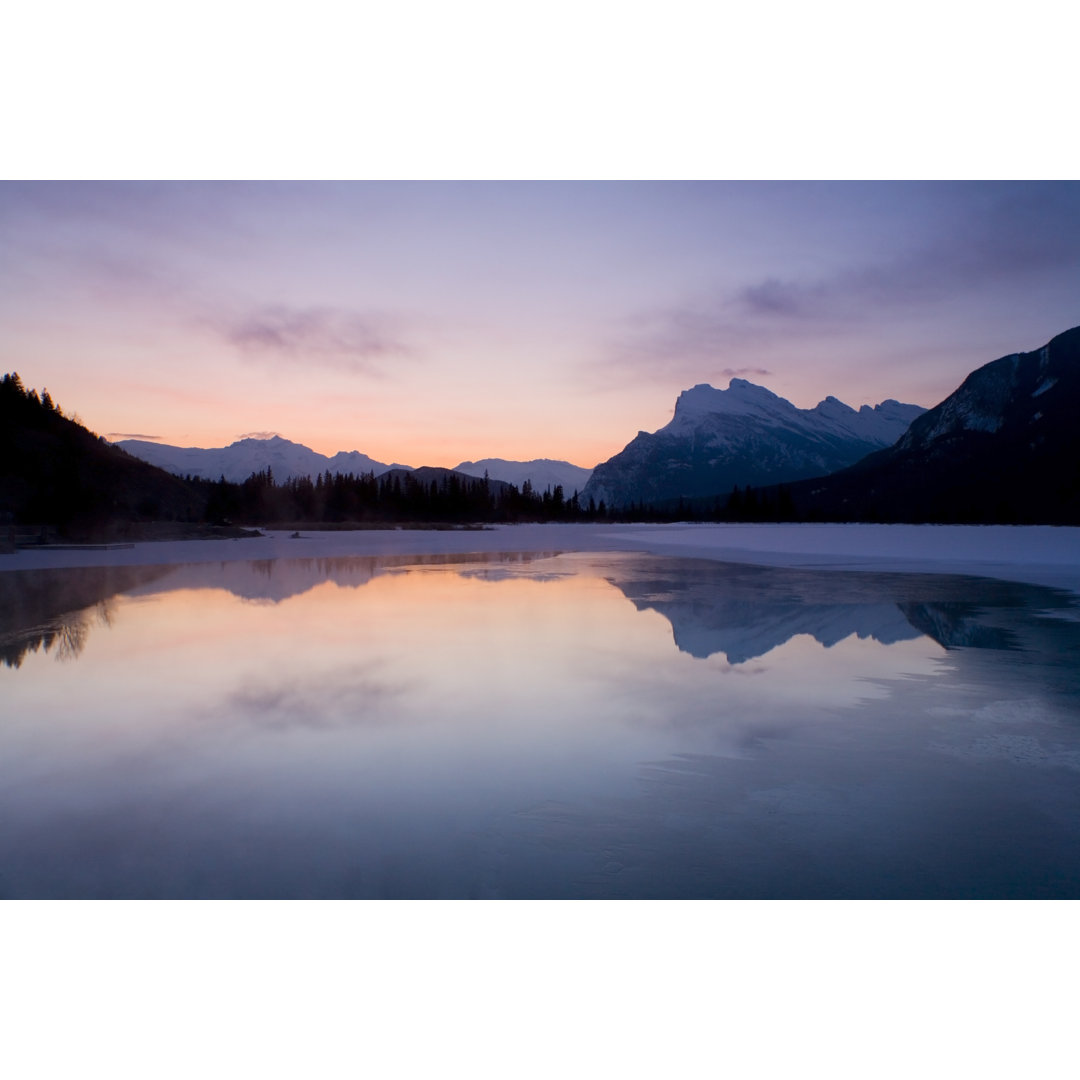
xmin=114 ymin=435 xmax=411 ymax=484
xmin=115 ymin=436 xmax=594 ymax=494
xmin=5 ymin=325 xmax=1079 ymax=532
xmin=11 ymin=552 xmax=1072 ymax=673
xmin=582 ymin=381 xmax=925 ymax=509
xmin=454 ymin=458 xmax=593 ymax=493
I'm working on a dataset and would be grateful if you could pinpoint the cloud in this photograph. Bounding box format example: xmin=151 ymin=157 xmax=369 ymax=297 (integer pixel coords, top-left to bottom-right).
xmin=606 ymin=297 xmax=813 ymax=382
xmin=739 ymin=279 xmax=809 ymax=317
xmin=1 ymin=181 xmax=258 ymax=252
xmin=736 ymin=184 xmax=1080 ymax=322
xmin=107 ymin=432 xmax=161 ymax=440
xmin=224 ymin=665 xmax=413 ymax=732
xmin=604 ymin=182 xmax=1080 ymax=380
xmin=218 ymin=303 xmax=416 ymax=376
xmin=235 ymin=431 xmax=282 ymax=441
xmin=719 ymin=367 xmax=772 ymax=378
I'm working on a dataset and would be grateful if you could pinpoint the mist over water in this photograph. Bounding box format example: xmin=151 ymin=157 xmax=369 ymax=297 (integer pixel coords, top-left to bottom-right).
xmin=2 ymin=551 xmax=1079 ymax=898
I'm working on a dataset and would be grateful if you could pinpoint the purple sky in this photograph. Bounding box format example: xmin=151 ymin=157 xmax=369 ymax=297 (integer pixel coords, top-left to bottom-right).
xmin=1 ymin=181 xmax=1077 ymax=467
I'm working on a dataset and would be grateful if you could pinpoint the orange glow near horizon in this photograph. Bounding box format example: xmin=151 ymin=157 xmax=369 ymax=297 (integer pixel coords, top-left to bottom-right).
xmin=5 ymin=182 xmax=1078 ymax=470
xmin=18 ymin=353 xmax=949 ymax=471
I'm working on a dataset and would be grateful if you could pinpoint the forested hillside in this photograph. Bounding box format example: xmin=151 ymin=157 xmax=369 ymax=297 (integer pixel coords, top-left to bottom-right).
xmin=0 ymin=373 xmax=206 ymax=536
xmin=0 ymin=373 xmax=595 ymax=535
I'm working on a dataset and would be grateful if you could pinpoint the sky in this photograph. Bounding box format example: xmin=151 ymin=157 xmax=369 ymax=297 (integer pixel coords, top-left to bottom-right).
xmin=4 ymin=3 xmax=1077 ymax=1068
xmin=2 ymin=180 xmax=1078 ymax=468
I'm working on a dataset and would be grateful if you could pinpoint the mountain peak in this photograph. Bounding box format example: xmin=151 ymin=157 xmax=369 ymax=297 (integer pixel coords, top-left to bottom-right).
xmin=585 ymin=377 xmax=926 ymax=508
xmin=812 ymin=395 xmax=857 ymax=418
xmin=114 ymin=435 xmax=397 ymax=483
xmin=233 ymin=434 xmax=292 ymax=447
xmin=672 ymin=379 xmax=790 ymax=426
xmin=454 ymin=457 xmax=594 ymax=492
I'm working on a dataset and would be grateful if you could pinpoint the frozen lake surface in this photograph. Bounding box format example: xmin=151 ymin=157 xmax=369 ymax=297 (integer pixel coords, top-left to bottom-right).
xmin=3 ymin=527 xmax=1080 ymax=898
xmin=7 ymin=522 xmax=1080 ymax=593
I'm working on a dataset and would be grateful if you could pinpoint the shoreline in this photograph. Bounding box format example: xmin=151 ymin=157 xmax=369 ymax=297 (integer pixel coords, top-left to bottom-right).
xmin=3 ymin=521 xmax=1080 ymax=594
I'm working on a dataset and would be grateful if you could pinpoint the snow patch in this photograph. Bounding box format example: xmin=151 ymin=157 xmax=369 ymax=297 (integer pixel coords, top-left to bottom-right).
xmin=670 ymin=380 xmax=796 ymax=425
xmin=667 ymin=380 xmax=921 ymax=443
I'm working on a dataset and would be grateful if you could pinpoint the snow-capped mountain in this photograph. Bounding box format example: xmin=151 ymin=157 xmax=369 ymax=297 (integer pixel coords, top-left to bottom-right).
xmin=583 ymin=378 xmax=925 ymax=508
xmin=454 ymin=458 xmax=593 ymax=494
xmin=115 ymin=434 xmax=594 ymax=494
xmin=114 ymin=435 xmax=412 ymax=483
xmin=789 ymin=325 xmax=1080 ymax=523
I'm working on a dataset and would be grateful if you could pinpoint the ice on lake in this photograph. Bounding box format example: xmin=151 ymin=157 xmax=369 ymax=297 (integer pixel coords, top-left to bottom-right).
xmin=2 ymin=550 xmax=1079 ymax=898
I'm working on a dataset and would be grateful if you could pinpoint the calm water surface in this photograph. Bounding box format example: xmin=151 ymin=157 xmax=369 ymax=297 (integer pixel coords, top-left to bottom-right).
xmin=2 ymin=551 xmax=1079 ymax=898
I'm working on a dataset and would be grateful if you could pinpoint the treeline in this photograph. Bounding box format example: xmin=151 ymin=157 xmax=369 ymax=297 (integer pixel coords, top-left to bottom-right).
xmin=19 ymin=368 xmax=1008 ymax=530
xmin=4 ymin=371 xmax=811 ymax=531
xmin=1 ymin=372 xmax=202 ymax=535
xmin=196 ymin=468 xmax=598 ymax=525
xmin=194 ymin=470 xmax=806 ymax=526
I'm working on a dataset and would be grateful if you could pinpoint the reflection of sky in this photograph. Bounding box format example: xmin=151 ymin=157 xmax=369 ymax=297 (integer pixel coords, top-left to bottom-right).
xmin=0 ymin=559 xmax=945 ymax=745
xmin=2 ymin=181 xmax=1078 ymax=466
xmin=2 ymin=552 xmax=1079 ymax=898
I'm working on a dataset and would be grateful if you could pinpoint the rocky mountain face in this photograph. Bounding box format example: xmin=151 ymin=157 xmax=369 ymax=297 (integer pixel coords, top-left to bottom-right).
xmin=583 ymin=379 xmax=924 ymax=508
xmin=787 ymin=326 xmax=1080 ymax=524
xmin=893 ymin=328 xmax=1077 ymax=454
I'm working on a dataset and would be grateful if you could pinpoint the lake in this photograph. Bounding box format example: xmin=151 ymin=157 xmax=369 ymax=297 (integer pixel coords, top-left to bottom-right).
xmin=2 ymin=549 xmax=1079 ymax=898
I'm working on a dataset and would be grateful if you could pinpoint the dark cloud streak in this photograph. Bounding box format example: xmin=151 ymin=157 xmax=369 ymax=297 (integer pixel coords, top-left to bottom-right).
xmin=607 ymin=182 xmax=1080 ymax=378
xmin=217 ymin=304 xmax=417 ymax=376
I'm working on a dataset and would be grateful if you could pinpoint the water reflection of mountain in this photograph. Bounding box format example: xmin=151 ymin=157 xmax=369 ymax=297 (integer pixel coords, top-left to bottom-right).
xmin=602 ymin=557 xmax=1080 ymax=663
xmin=124 ymin=551 xmax=565 ymax=604
xmin=897 ymin=602 xmax=1013 ymax=651
xmin=0 ymin=553 xmax=564 ymax=665
xmin=4 ymin=553 xmax=1079 ymax=686
xmin=0 ymin=564 xmax=172 ymax=667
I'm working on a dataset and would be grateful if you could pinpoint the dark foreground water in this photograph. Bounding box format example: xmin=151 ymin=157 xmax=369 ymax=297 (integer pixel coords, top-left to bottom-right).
xmin=2 ymin=551 xmax=1079 ymax=899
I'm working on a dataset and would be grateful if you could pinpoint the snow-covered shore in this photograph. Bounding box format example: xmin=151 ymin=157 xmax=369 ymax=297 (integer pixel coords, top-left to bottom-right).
xmin=2 ymin=522 xmax=1079 ymax=593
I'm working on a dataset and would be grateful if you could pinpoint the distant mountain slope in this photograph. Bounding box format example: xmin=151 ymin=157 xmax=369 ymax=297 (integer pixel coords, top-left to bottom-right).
xmin=377 ymin=466 xmax=515 ymax=497
xmin=454 ymin=458 xmax=593 ymax=494
xmin=583 ymin=379 xmax=924 ymax=508
xmin=1 ymin=374 xmax=205 ymax=535
xmin=118 ymin=435 xmax=594 ymax=495
xmin=786 ymin=326 xmax=1080 ymax=524
xmin=115 ymin=435 xmax=412 ymax=483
